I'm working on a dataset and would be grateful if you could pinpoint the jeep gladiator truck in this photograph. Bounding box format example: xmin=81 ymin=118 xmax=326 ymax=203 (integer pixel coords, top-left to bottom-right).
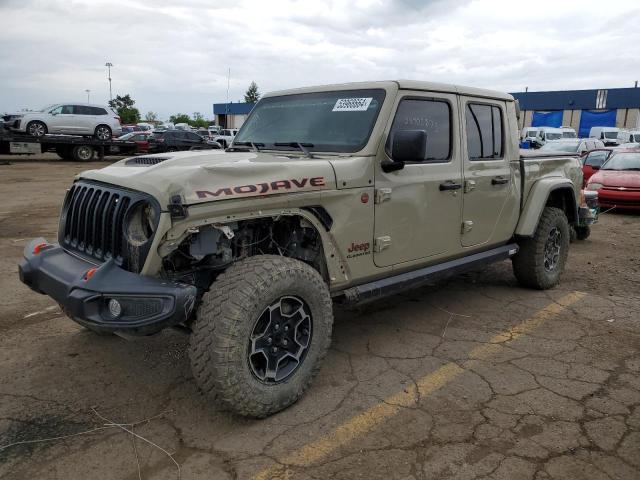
xmin=19 ymin=81 xmax=587 ymax=417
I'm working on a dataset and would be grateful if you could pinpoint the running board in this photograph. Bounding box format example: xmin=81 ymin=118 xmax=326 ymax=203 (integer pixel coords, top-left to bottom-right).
xmin=341 ymin=243 xmax=519 ymax=305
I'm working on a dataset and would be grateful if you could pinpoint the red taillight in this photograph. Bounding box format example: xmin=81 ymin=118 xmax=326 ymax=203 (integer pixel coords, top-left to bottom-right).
xmin=84 ymin=267 xmax=98 ymax=280
xmin=33 ymin=242 xmax=49 ymax=255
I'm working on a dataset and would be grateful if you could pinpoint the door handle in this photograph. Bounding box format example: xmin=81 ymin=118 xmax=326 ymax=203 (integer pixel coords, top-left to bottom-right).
xmin=439 ymin=181 xmax=462 ymax=191
xmin=491 ymin=177 xmax=509 ymax=185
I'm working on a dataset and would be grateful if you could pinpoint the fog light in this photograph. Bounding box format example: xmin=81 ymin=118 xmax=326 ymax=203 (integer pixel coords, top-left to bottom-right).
xmin=108 ymin=299 xmax=122 ymax=318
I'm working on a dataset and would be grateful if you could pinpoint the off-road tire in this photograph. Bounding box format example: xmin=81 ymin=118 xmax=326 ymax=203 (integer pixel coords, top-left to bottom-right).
xmin=189 ymin=255 xmax=333 ymax=418
xmin=575 ymin=225 xmax=591 ymax=241
xmin=513 ymin=207 xmax=570 ymax=289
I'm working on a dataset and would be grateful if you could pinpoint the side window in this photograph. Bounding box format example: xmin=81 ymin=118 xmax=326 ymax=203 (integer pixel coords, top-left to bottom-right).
xmin=75 ymin=105 xmax=92 ymax=115
xmin=90 ymin=107 xmax=107 ymax=115
xmin=585 ymin=152 xmax=607 ymax=167
xmin=50 ymin=105 xmax=63 ymax=114
xmin=61 ymin=105 xmax=74 ymax=114
xmin=466 ymin=103 xmax=503 ymax=160
xmin=387 ymin=98 xmax=451 ymax=162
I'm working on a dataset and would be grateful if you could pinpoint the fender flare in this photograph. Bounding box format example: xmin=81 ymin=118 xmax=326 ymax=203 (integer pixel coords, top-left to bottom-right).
xmin=515 ymin=178 xmax=578 ymax=237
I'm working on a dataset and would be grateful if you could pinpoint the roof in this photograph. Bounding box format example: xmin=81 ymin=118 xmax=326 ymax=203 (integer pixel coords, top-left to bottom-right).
xmin=213 ymin=102 xmax=255 ymax=115
xmin=512 ymin=87 xmax=640 ymax=110
xmin=262 ymin=80 xmax=513 ymax=102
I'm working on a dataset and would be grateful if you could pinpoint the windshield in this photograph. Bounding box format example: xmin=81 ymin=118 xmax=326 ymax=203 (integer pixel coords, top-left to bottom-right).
xmin=602 ymin=152 xmax=640 ymax=170
xmin=526 ymin=130 xmax=537 ymax=137
xmin=562 ymin=131 xmax=577 ymax=138
xmin=38 ymin=104 xmax=58 ymax=112
xmin=234 ymin=89 xmax=386 ymax=153
xmin=540 ymin=141 xmax=579 ymax=152
xmin=604 ymin=131 xmax=618 ymax=139
xmin=546 ymin=133 xmax=562 ymax=140
xmin=633 ymin=134 xmax=640 ymax=142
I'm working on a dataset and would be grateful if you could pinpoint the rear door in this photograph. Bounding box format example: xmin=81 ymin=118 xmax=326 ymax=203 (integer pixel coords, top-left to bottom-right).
xmin=373 ymin=92 xmax=463 ymax=267
xmin=459 ymin=98 xmax=513 ymax=247
xmin=73 ymin=105 xmax=95 ymax=133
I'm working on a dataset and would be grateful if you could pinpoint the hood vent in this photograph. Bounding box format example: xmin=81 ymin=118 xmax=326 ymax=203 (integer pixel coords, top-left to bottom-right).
xmin=125 ymin=156 xmax=172 ymax=166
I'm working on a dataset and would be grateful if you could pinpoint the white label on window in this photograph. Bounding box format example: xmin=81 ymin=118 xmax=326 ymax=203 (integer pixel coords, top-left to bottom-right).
xmin=332 ymin=97 xmax=373 ymax=112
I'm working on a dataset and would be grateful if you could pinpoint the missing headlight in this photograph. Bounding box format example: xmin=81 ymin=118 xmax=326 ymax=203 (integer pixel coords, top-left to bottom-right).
xmin=125 ymin=201 xmax=157 ymax=246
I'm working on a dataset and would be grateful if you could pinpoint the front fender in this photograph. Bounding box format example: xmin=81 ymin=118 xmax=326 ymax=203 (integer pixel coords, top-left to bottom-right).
xmin=515 ymin=177 xmax=577 ymax=237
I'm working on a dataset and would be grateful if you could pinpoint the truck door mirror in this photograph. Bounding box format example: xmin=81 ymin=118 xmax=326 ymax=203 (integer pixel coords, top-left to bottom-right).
xmin=391 ymin=129 xmax=427 ymax=162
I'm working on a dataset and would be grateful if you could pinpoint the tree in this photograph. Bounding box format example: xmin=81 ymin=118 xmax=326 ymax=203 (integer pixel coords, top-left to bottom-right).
xmin=169 ymin=113 xmax=191 ymax=125
xmin=108 ymin=94 xmax=140 ymax=124
xmin=244 ymin=81 xmax=260 ymax=103
xmin=144 ymin=111 xmax=158 ymax=122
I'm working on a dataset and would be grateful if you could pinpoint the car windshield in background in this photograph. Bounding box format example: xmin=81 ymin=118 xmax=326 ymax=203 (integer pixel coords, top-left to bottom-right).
xmin=604 ymin=131 xmax=618 ymax=139
xmin=602 ymin=152 xmax=640 ymax=170
xmin=234 ymin=89 xmax=386 ymax=153
xmin=527 ymin=131 xmax=538 ymax=137
xmin=562 ymin=131 xmax=577 ymax=138
xmin=540 ymin=141 xmax=579 ymax=152
xmin=546 ymin=133 xmax=562 ymax=140
xmin=633 ymin=134 xmax=640 ymax=142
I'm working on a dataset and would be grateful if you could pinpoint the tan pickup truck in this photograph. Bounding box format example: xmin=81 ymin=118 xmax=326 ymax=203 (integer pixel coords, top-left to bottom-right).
xmin=19 ymin=80 xmax=588 ymax=417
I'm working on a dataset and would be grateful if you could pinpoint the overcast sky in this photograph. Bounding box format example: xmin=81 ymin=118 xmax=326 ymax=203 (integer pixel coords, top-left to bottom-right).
xmin=1 ymin=0 xmax=639 ymax=120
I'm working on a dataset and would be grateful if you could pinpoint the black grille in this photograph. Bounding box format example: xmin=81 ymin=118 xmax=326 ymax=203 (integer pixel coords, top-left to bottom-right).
xmin=59 ymin=181 xmax=158 ymax=272
xmin=125 ymin=156 xmax=171 ymax=166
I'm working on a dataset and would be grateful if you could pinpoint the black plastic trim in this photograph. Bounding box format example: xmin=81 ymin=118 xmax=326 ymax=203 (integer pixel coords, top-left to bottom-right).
xmin=340 ymin=243 xmax=519 ymax=304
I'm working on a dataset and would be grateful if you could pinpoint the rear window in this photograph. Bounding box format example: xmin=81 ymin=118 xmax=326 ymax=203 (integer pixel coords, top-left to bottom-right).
xmin=604 ymin=131 xmax=618 ymax=139
xmin=91 ymin=107 xmax=107 ymax=115
xmin=466 ymin=103 xmax=504 ymax=160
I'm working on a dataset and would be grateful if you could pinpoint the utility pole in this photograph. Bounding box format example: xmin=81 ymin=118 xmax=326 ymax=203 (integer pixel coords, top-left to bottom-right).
xmin=225 ymin=67 xmax=230 ymax=128
xmin=85 ymin=89 xmax=90 ymax=103
xmin=105 ymin=62 xmax=113 ymax=101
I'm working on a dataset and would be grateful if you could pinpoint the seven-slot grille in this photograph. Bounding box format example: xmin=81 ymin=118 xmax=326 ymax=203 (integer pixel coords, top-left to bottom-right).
xmin=58 ymin=181 xmax=155 ymax=272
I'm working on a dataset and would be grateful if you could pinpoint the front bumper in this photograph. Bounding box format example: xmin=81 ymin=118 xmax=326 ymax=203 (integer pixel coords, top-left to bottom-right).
xmin=598 ymin=189 xmax=640 ymax=210
xmin=19 ymin=238 xmax=197 ymax=335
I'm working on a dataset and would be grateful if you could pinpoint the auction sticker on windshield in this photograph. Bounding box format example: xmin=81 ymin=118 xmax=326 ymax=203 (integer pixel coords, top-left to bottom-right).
xmin=332 ymin=97 xmax=373 ymax=112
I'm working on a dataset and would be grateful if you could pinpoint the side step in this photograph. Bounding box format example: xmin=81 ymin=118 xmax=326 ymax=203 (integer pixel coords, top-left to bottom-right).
xmin=341 ymin=243 xmax=519 ymax=305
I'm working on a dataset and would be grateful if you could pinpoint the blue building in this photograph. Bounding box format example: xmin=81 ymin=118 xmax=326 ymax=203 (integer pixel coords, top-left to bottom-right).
xmin=512 ymin=87 xmax=640 ymax=137
xmin=212 ymin=102 xmax=255 ymax=129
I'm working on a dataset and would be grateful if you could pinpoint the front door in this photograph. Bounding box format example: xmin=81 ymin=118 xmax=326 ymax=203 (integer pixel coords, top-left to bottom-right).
xmin=374 ymin=92 xmax=463 ymax=267
xmin=459 ymin=98 xmax=513 ymax=247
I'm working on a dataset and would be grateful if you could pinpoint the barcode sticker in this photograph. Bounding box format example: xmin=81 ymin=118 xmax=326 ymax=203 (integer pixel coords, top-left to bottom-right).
xmin=332 ymin=97 xmax=373 ymax=112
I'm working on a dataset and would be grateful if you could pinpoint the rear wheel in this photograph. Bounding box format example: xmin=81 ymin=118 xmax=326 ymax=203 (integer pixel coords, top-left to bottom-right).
xmin=189 ymin=255 xmax=333 ymax=418
xmin=512 ymin=207 xmax=570 ymax=289
xmin=72 ymin=145 xmax=94 ymax=162
xmin=94 ymin=125 xmax=112 ymax=140
xmin=27 ymin=121 xmax=47 ymax=137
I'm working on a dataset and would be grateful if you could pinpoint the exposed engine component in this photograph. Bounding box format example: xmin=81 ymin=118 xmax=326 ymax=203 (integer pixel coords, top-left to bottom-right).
xmin=162 ymin=217 xmax=326 ymax=301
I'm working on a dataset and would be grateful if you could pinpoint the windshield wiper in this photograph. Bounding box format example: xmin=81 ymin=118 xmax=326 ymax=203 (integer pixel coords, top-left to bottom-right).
xmin=274 ymin=142 xmax=315 ymax=158
xmin=232 ymin=141 xmax=264 ymax=152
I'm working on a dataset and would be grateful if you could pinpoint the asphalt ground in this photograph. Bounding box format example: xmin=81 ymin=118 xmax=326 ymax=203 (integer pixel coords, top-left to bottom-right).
xmin=1 ymin=161 xmax=639 ymax=480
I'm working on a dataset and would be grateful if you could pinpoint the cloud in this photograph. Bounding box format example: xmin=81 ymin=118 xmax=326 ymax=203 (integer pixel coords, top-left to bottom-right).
xmin=1 ymin=0 xmax=639 ymax=119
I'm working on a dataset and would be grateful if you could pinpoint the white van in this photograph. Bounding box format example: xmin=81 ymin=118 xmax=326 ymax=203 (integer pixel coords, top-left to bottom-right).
xmin=589 ymin=126 xmax=620 ymax=146
xmin=533 ymin=127 xmax=564 ymax=147
xmin=520 ymin=127 xmax=538 ymax=142
xmin=617 ymin=129 xmax=640 ymax=144
xmin=560 ymin=126 xmax=577 ymax=139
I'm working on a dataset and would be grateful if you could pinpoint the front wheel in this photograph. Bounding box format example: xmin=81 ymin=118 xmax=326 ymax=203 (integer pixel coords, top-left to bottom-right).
xmin=189 ymin=255 xmax=333 ymax=418
xmin=27 ymin=121 xmax=47 ymax=137
xmin=512 ymin=207 xmax=570 ymax=289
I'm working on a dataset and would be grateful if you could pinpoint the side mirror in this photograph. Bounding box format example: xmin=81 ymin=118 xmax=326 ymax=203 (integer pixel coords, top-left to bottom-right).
xmin=392 ymin=129 xmax=427 ymax=161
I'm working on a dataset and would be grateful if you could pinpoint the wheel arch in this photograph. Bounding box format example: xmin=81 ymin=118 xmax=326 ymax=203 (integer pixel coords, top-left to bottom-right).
xmin=515 ymin=178 xmax=578 ymax=237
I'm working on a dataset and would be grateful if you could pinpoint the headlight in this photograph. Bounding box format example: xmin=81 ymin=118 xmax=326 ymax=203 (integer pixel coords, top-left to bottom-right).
xmin=586 ymin=183 xmax=603 ymax=191
xmin=125 ymin=201 xmax=157 ymax=246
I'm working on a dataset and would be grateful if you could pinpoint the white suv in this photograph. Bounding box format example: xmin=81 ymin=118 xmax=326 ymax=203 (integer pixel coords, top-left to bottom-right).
xmin=9 ymin=103 xmax=122 ymax=140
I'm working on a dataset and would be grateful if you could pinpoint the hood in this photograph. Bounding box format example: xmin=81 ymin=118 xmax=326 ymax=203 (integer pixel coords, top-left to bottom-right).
xmin=591 ymin=170 xmax=640 ymax=188
xmin=78 ymin=150 xmax=338 ymax=207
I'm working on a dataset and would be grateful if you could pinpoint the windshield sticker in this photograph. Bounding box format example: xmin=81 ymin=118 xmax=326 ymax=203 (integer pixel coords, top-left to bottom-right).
xmin=332 ymin=97 xmax=373 ymax=112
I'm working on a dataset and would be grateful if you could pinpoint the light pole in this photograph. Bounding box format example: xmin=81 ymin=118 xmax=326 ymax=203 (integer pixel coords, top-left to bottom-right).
xmin=105 ymin=62 xmax=113 ymax=101
xmin=85 ymin=89 xmax=90 ymax=103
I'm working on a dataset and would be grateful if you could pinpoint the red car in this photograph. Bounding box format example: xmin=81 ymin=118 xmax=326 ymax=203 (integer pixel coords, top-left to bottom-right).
xmin=581 ymin=148 xmax=613 ymax=186
xmin=117 ymin=131 xmax=151 ymax=153
xmin=586 ymin=149 xmax=640 ymax=209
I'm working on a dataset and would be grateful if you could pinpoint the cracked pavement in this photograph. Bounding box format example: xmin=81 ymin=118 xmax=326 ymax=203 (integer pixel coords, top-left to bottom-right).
xmin=1 ymin=161 xmax=639 ymax=480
